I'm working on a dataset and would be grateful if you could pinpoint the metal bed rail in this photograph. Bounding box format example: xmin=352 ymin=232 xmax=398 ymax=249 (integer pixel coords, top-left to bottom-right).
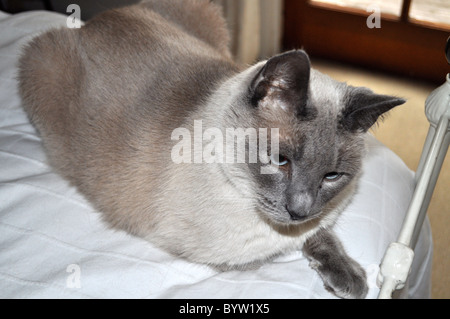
xmin=377 ymin=38 xmax=450 ymax=299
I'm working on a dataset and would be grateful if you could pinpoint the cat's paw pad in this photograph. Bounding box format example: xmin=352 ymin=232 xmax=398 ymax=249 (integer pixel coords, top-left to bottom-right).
xmin=316 ymin=262 xmax=368 ymax=299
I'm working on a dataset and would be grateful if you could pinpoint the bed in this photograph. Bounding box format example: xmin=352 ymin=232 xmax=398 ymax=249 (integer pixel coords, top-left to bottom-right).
xmin=0 ymin=10 xmax=434 ymax=299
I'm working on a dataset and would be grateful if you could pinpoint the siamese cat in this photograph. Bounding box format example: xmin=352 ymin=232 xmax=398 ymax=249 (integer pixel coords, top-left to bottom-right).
xmin=18 ymin=0 xmax=405 ymax=299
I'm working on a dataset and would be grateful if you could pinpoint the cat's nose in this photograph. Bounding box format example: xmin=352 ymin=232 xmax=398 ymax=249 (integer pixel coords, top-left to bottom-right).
xmin=286 ymin=206 xmax=309 ymax=221
xmin=286 ymin=192 xmax=313 ymax=220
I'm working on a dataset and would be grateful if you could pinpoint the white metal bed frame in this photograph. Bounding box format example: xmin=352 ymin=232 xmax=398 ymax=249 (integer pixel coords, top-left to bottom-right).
xmin=377 ymin=38 xmax=450 ymax=299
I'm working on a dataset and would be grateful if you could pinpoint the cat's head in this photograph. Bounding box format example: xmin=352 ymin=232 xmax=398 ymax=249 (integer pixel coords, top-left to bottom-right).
xmin=225 ymin=50 xmax=405 ymax=225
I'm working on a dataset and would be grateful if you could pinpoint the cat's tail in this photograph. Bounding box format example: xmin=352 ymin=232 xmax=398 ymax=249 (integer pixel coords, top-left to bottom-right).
xmin=139 ymin=0 xmax=232 ymax=58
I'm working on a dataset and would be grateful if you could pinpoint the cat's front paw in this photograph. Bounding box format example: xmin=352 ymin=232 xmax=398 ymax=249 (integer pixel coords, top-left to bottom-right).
xmin=311 ymin=259 xmax=368 ymax=299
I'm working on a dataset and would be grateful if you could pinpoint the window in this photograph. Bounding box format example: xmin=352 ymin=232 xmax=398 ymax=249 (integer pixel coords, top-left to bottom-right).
xmin=410 ymin=0 xmax=450 ymax=28
xmin=284 ymin=0 xmax=450 ymax=84
xmin=310 ymin=0 xmax=404 ymax=16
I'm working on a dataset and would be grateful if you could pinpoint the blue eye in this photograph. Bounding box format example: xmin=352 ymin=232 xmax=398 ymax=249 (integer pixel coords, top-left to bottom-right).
xmin=270 ymin=154 xmax=289 ymax=166
xmin=324 ymin=172 xmax=342 ymax=181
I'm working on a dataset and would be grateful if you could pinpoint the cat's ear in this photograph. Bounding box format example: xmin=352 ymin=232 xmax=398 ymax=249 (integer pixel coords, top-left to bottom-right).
xmin=340 ymin=88 xmax=406 ymax=132
xmin=249 ymin=50 xmax=314 ymax=119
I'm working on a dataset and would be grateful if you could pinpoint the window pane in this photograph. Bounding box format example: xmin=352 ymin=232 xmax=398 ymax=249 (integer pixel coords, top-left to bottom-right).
xmin=410 ymin=0 xmax=450 ymax=28
xmin=310 ymin=0 xmax=403 ymax=16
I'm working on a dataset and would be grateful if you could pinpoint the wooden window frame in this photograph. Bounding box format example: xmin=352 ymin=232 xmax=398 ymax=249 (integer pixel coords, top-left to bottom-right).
xmin=283 ymin=0 xmax=450 ymax=84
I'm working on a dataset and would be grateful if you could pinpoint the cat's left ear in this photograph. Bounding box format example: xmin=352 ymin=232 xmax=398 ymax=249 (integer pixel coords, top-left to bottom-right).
xmin=249 ymin=50 xmax=314 ymax=119
xmin=340 ymin=88 xmax=406 ymax=132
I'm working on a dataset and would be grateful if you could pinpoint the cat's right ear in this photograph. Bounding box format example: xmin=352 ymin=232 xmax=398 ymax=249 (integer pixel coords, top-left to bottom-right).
xmin=249 ymin=50 xmax=313 ymax=119
xmin=340 ymin=88 xmax=406 ymax=132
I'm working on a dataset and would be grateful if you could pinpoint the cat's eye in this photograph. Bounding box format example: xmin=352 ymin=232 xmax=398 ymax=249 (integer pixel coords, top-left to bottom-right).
xmin=324 ymin=172 xmax=343 ymax=182
xmin=270 ymin=153 xmax=289 ymax=166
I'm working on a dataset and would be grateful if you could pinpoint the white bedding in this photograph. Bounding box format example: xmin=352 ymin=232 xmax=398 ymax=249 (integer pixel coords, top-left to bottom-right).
xmin=0 ymin=10 xmax=433 ymax=299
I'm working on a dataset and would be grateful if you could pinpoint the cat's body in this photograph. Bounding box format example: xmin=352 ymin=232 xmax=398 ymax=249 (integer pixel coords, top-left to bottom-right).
xmin=19 ymin=0 xmax=405 ymax=298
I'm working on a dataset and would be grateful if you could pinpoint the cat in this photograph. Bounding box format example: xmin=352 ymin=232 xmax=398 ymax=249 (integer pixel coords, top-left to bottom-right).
xmin=18 ymin=0 xmax=405 ymax=299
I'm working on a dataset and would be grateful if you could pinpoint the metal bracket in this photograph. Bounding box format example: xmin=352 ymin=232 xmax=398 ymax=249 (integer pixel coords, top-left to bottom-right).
xmin=377 ymin=243 xmax=415 ymax=299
